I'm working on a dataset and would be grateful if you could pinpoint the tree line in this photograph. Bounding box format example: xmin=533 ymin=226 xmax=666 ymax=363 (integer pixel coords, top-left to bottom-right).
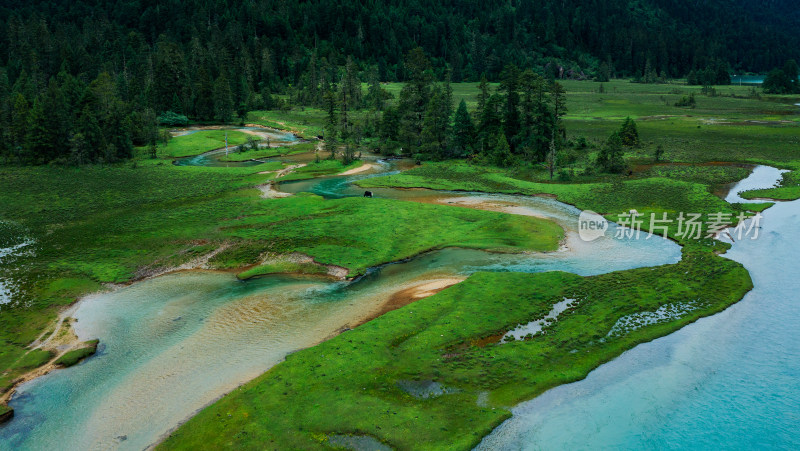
xmin=307 ymin=48 xmax=568 ymax=175
xmin=1 ymin=0 xmax=797 ymax=165
xmin=763 ymin=60 xmax=800 ymax=94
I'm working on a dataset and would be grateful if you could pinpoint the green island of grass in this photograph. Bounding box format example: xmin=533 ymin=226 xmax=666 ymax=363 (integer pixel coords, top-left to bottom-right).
xmin=741 ymin=171 xmax=800 ymax=201
xmin=54 ymin=340 xmax=100 ymax=367
xmin=236 ymin=261 xmax=330 ymax=280
xmin=158 ymin=130 xmax=253 ymax=158
xmin=218 ymin=141 xmax=317 ymax=162
xmin=0 ymin=403 xmax=12 ymax=423
xmin=279 ymin=159 xmax=364 ymax=181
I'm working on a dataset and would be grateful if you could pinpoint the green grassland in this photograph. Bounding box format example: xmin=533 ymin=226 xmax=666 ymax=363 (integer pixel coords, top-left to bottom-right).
xmin=246 ymin=109 xmax=330 ymax=138
xmin=158 ymin=129 xmax=253 ymax=158
xmin=211 ymin=193 xmax=562 ymax=277
xmin=0 ymin=160 xmax=561 ymax=392
xmin=359 ymin=160 xmax=754 ymax=242
xmin=3 ymin=79 xmax=798 ymax=443
xmin=160 ymin=244 xmax=751 ymax=450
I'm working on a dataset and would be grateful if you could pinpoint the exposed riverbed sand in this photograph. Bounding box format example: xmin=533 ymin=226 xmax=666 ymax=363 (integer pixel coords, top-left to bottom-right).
xmin=257 ymin=164 xmax=306 ymax=198
xmin=339 ymin=163 xmax=376 ymax=175
xmin=356 ymin=277 xmax=466 ymax=327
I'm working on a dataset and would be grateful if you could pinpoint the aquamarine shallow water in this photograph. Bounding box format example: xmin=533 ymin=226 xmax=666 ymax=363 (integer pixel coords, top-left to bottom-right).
xmin=478 ymin=174 xmax=800 ymax=450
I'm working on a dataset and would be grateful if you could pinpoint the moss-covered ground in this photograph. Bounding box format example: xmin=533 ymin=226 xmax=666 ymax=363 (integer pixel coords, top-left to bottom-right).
xmin=54 ymin=340 xmax=99 ymax=367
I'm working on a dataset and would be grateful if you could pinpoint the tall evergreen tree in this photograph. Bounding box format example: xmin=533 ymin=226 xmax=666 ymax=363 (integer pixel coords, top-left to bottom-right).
xmin=213 ymin=74 xmax=234 ymax=122
xmin=451 ymin=99 xmax=475 ymax=157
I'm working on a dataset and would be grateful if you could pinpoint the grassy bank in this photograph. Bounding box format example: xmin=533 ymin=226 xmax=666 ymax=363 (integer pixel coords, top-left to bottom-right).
xmin=158 ymin=129 xmax=253 ymax=158
xmin=217 ymin=141 xmax=316 ymax=162
xmin=160 ymin=243 xmax=751 ymax=450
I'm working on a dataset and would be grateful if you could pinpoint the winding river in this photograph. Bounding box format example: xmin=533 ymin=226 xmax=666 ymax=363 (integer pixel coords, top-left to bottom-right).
xmin=0 ymin=153 xmax=792 ymax=450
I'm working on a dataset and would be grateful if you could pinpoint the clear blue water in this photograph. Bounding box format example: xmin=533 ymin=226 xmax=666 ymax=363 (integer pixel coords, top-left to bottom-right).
xmin=173 ymin=126 xmax=302 ymax=167
xmin=730 ymin=75 xmax=765 ymax=85
xmin=478 ymin=175 xmax=800 ymax=450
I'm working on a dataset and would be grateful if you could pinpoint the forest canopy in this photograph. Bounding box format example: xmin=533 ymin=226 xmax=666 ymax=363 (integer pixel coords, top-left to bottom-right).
xmin=0 ymin=0 xmax=798 ymax=164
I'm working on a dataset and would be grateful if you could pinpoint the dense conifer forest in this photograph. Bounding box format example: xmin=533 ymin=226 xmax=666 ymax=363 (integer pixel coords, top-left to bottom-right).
xmin=0 ymin=0 xmax=798 ymax=164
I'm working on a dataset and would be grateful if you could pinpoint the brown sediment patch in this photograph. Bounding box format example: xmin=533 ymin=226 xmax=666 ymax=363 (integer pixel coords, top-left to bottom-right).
xmin=275 ymin=163 xmax=306 ymax=178
xmin=348 ymin=278 xmax=466 ymax=330
xmin=257 ymin=164 xmax=306 ymax=198
xmin=471 ymin=333 xmax=504 ymax=348
xmin=379 ymin=278 xmax=465 ymax=315
xmin=258 ymin=182 xmax=292 ymax=199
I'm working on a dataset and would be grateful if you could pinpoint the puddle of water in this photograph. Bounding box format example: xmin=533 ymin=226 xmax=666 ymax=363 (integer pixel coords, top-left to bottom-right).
xmin=328 ymin=434 xmax=393 ymax=451
xmin=503 ymin=298 xmax=576 ymax=341
xmin=397 ymin=380 xmax=458 ymax=399
xmin=606 ymin=301 xmax=701 ymax=338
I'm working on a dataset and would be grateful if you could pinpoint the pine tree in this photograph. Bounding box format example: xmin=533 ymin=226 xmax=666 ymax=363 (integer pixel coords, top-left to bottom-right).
xmin=451 ymin=99 xmax=475 ymax=157
xmin=397 ymin=48 xmax=433 ymax=153
xmin=477 ymin=74 xmax=490 ymax=114
xmin=194 ymin=66 xmax=214 ymax=121
xmin=420 ymin=86 xmax=450 ymax=159
xmin=25 ymin=99 xmax=53 ymax=163
xmin=10 ymin=93 xmax=29 ymax=149
xmin=619 ymin=116 xmax=639 ymax=146
xmin=213 ymin=74 xmax=234 ymax=122
xmin=500 ymin=64 xmax=521 ymax=152
xmin=478 ymin=94 xmax=503 ymax=154
xmin=547 ymin=82 xmax=567 ymax=179
xmin=486 ymin=132 xmax=513 ymax=167
xmin=597 ymin=132 xmax=626 ymax=173
xmin=365 ymin=66 xmax=385 ymax=111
